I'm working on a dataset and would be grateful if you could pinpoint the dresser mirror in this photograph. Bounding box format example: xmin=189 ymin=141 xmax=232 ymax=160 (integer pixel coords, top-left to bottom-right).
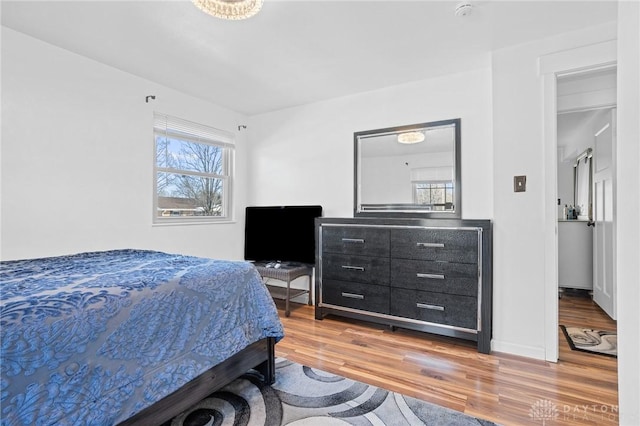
xmin=354 ymin=118 xmax=461 ymax=218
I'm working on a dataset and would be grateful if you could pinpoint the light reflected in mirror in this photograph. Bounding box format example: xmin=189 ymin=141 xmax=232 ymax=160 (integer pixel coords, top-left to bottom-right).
xmin=355 ymin=118 xmax=461 ymax=218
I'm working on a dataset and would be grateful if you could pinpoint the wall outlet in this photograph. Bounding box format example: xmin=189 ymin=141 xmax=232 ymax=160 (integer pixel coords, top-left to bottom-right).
xmin=514 ymin=175 xmax=526 ymax=192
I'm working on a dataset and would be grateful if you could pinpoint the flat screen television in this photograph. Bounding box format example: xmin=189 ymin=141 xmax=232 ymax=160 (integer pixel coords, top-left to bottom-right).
xmin=244 ymin=205 xmax=322 ymax=265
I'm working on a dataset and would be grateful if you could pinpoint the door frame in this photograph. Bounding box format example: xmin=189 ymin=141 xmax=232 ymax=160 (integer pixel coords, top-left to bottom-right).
xmin=540 ymin=40 xmax=617 ymax=362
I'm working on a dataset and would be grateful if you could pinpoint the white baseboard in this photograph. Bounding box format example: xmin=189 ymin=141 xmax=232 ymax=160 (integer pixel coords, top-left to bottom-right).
xmin=491 ymin=340 xmax=547 ymax=360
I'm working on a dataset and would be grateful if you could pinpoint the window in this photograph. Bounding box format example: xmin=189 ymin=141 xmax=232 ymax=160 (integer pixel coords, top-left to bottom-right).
xmin=412 ymin=181 xmax=454 ymax=211
xmin=154 ymin=113 xmax=234 ymax=223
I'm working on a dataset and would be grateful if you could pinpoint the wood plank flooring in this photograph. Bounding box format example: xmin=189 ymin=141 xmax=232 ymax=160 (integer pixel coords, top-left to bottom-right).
xmin=274 ymin=292 xmax=618 ymax=425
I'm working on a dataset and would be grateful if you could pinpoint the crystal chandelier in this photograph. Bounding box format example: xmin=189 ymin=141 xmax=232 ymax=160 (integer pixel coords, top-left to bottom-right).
xmin=192 ymin=0 xmax=263 ymax=20
xmin=397 ymin=131 xmax=425 ymax=144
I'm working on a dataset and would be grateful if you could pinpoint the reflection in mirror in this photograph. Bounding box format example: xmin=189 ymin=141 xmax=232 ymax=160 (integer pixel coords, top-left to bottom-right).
xmin=573 ymin=148 xmax=593 ymax=221
xmin=355 ymin=118 xmax=461 ymax=218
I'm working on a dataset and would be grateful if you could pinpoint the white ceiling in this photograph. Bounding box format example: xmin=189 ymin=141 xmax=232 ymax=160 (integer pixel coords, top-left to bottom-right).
xmin=556 ymin=66 xmax=616 ymax=158
xmin=1 ymin=0 xmax=618 ymax=116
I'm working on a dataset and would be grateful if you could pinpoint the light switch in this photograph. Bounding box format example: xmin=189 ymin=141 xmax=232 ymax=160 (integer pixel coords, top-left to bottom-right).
xmin=514 ymin=175 xmax=526 ymax=192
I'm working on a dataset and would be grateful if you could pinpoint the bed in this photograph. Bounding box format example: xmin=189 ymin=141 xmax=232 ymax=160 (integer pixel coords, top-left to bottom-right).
xmin=0 ymin=249 xmax=285 ymax=425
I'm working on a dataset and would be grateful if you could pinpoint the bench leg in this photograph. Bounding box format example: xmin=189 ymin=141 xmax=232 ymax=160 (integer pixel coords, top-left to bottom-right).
xmin=285 ymin=279 xmax=291 ymax=317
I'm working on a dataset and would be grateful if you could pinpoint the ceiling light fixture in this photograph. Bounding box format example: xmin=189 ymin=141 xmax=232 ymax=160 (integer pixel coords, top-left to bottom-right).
xmin=454 ymin=2 xmax=473 ymax=17
xmin=192 ymin=0 xmax=263 ymax=20
xmin=397 ymin=131 xmax=425 ymax=144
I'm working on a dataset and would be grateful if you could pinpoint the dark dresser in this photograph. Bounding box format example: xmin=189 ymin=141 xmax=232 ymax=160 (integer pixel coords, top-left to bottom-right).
xmin=315 ymin=217 xmax=492 ymax=353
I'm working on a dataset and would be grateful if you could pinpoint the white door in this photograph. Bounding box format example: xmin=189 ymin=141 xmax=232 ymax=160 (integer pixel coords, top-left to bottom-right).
xmin=592 ymin=108 xmax=616 ymax=319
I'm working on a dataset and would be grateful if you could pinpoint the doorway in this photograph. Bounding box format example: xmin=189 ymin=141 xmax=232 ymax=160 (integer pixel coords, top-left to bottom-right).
xmin=555 ymin=67 xmax=617 ymax=361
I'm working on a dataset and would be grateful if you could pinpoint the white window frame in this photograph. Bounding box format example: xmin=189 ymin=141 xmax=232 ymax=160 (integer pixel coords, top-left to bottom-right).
xmin=153 ymin=113 xmax=235 ymax=224
xmin=412 ymin=180 xmax=454 ymax=210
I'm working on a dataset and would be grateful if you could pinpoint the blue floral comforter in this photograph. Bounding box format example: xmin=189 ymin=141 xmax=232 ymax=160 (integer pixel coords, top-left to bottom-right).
xmin=0 ymin=249 xmax=285 ymax=425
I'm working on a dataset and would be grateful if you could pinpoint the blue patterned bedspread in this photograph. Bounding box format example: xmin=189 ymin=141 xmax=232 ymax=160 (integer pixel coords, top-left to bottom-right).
xmin=0 ymin=249 xmax=285 ymax=425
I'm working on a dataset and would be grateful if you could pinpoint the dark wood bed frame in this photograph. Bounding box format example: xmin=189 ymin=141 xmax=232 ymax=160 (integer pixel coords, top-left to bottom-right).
xmin=118 ymin=337 xmax=276 ymax=425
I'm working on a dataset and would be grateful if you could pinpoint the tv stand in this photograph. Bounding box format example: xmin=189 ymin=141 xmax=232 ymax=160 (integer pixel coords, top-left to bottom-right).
xmin=254 ymin=262 xmax=313 ymax=317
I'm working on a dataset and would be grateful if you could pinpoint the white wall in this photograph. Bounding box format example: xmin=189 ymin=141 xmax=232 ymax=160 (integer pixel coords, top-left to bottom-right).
xmin=616 ymin=1 xmax=640 ymax=423
xmin=1 ymin=28 xmax=249 ymax=261
xmin=246 ymin=67 xmax=494 ymax=220
xmin=491 ymin=22 xmax=617 ymax=359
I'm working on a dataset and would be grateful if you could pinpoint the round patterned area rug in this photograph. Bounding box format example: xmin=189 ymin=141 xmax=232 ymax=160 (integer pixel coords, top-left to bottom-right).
xmin=165 ymin=358 xmax=496 ymax=426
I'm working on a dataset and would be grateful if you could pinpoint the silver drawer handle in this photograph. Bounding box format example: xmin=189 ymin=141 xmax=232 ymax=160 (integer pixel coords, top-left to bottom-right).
xmin=342 ymin=238 xmax=365 ymax=243
xmin=416 ymin=273 xmax=445 ymax=280
xmin=417 ymin=242 xmax=445 ymax=248
xmin=342 ymin=292 xmax=365 ymax=300
xmin=341 ymin=265 xmax=365 ymax=271
xmin=417 ymin=303 xmax=445 ymax=311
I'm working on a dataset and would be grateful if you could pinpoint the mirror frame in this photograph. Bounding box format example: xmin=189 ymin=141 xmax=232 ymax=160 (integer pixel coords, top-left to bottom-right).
xmin=354 ymin=118 xmax=461 ymax=219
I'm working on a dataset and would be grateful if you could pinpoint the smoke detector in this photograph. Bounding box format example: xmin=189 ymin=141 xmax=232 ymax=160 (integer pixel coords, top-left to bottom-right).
xmin=455 ymin=2 xmax=473 ymax=17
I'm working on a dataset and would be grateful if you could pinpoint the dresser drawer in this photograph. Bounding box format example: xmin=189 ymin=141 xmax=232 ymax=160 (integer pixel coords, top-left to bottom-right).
xmin=390 ymin=259 xmax=478 ymax=297
xmin=322 ymin=279 xmax=389 ymax=314
xmin=390 ymin=228 xmax=479 ymax=264
xmin=322 ymin=253 xmax=389 ymax=285
xmin=390 ymin=288 xmax=477 ymax=330
xmin=322 ymin=226 xmax=390 ymax=257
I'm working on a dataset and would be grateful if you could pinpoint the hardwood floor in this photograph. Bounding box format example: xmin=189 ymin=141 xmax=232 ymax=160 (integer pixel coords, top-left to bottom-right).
xmin=274 ymin=292 xmax=618 ymax=425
